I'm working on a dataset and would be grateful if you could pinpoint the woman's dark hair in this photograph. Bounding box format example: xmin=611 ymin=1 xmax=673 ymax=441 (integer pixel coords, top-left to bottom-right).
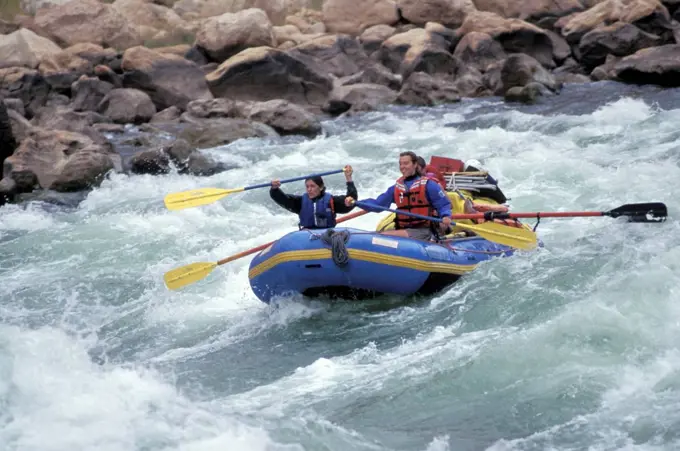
xmin=416 ymin=156 xmax=426 ymax=169
xmin=305 ymin=176 xmax=326 ymax=194
xmin=399 ymin=151 xmax=419 ymax=164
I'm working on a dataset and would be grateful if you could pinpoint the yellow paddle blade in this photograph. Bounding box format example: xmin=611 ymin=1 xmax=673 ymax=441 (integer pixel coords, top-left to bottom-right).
xmin=458 ymin=221 xmax=538 ymax=250
xmin=164 ymin=187 xmax=245 ymax=210
xmin=164 ymin=262 xmax=217 ymax=290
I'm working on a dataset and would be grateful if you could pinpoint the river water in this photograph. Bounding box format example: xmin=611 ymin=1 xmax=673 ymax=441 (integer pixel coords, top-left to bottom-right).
xmin=2 ymin=81 xmax=680 ymax=451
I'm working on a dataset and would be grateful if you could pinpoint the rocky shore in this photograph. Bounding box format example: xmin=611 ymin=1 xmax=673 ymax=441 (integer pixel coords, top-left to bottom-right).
xmin=2 ymin=0 xmax=680 ymax=206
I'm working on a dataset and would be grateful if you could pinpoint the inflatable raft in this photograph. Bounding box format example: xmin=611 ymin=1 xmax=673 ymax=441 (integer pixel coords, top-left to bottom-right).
xmin=248 ymin=227 xmax=519 ymax=304
xmin=248 ymin=155 xmax=534 ymax=303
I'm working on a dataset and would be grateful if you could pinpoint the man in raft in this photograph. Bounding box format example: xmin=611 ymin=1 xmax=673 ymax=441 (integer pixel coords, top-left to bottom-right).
xmin=360 ymin=151 xmax=453 ymax=241
xmin=270 ymin=165 xmax=357 ymax=230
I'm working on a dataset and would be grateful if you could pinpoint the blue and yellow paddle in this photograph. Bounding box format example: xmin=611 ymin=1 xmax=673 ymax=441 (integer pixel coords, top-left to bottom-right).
xmin=352 ymin=200 xmax=539 ymax=250
xmin=164 ymin=168 xmax=346 ymax=211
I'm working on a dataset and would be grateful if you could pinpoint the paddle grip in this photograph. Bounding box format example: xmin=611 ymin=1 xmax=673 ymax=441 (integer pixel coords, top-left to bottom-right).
xmin=247 ymin=169 xmax=346 ymax=191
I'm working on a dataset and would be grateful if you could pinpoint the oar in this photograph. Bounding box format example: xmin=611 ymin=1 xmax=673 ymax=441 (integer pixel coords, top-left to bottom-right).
xmin=164 ymin=168 xmax=346 ymax=211
xmin=164 ymin=210 xmax=369 ymax=290
xmin=448 ymin=202 xmax=668 ymax=223
xmin=352 ymin=200 xmax=538 ymax=250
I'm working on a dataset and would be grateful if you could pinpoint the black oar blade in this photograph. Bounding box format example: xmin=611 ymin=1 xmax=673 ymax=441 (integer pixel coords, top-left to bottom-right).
xmin=607 ymin=202 xmax=668 ymax=223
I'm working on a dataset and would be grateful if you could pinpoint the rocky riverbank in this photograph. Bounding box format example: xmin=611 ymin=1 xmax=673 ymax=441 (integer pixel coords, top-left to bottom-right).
xmin=2 ymin=0 xmax=680 ymax=206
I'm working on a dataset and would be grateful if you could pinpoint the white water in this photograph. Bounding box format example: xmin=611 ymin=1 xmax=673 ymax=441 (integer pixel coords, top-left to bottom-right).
xmin=2 ymin=84 xmax=680 ymax=450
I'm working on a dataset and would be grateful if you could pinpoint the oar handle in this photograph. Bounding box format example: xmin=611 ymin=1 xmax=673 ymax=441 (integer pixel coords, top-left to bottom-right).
xmin=353 ymin=200 xmax=447 ymax=224
xmin=245 ymin=169 xmax=346 ymax=191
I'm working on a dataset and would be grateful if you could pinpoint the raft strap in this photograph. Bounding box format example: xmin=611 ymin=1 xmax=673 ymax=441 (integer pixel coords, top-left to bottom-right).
xmin=312 ymin=229 xmax=351 ymax=267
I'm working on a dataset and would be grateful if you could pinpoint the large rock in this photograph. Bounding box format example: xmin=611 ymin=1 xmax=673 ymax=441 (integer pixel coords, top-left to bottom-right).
xmin=97 ymin=88 xmax=157 ymax=124
xmin=70 ymin=76 xmax=114 ymax=112
xmin=612 ymin=43 xmax=680 ymax=86
xmin=377 ymin=28 xmax=462 ymax=78
xmin=558 ymin=0 xmax=672 ymax=44
xmin=359 ymin=24 xmax=397 ymax=54
xmin=241 ymin=99 xmax=322 ymax=136
xmin=177 ymin=116 xmax=278 ymax=149
xmin=33 ymin=0 xmax=143 ymax=50
xmin=397 ymin=0 xmax=477 ymax=28
xmin=453 ymin=31 xmax=507 ymax=72
xmin=578 ymin=22 xmax=662 ymax=68
xmin=205 ymin=46 xmax=333 ymax=110
xmin=195 ymin=8 xmax=275 ymax=63
xmin=288 ymin=34 xmax=372 ymax=78
xmin=456 ymin=11 xmax=556 ymax=68
xmin=2 ymin=128 xmax=121 ymax=193
xmin=396 ymin=71 xmax=461 ymax=106
xmin=0 ymin=99 xmax=17 ymax=175
xmin=111 ymin=0 xmax=194 ymax=42
xmin=500 ymin=53 xmax=561 ymax=93
xmin=172 ymin=0 xmax=305 ymax=24
xmin=323 ymin=83 xmax=398 ymax=115
xmin=322 ymin=0 xmax=399 ymax=35
xmin=0 ymin=67 xmax=52 ymax=118
xmin=31 ymin=105 xmax=111 ymax=144
xmin=0 ymin=28 xmax=63 ymax=70
xmin=121 ymin=46 xmax=213 ymax=111
xmin=473 ymin=0 xmax=585 ymax=21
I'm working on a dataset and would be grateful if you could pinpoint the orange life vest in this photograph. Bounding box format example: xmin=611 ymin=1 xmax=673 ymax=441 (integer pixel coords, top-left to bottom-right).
xmin=393 ymin=176 xmax=436 ymax=229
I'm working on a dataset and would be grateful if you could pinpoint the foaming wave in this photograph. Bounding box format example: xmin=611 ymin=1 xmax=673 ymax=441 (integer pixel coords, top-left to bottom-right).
xmin=0 ymin=326 xmax=299 ymax=451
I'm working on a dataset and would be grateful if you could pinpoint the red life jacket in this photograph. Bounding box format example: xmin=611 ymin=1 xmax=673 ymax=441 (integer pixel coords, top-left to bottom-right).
xmin=393 ymin=176 xmax=435 ymax=229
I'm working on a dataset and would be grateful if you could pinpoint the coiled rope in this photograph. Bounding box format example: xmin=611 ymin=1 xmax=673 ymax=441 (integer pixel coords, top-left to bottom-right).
xmin=311 ymin=229 xmax=351 ymax=267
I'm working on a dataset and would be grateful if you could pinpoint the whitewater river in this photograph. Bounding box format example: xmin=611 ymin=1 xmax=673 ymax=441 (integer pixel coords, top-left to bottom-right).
xmin=2 ymin=81 xmax=680 ymax=451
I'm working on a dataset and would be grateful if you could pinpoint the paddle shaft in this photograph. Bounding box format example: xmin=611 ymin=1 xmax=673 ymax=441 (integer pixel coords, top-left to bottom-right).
xmin=216 ymin=210 xmax=369 ymax=266
xmin=450 ymin=211 xmax=613 ymax=220
xmin=247 ymin=168 xmax=345 ymax=191
xmin=354 ymin=200 xmax=447 ymax=224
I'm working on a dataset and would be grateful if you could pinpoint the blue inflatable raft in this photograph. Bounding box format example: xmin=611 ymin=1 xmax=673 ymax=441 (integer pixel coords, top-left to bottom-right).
xmin=248 ymin=227 xmax=518 ymax=304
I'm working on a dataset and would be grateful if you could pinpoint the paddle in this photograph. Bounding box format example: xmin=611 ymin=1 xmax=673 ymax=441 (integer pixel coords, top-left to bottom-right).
xmin=352 ymin=200 xmax=538 ymax=250
xmin=448 ymin=202 xmax=668 ymax=224
xmin=164 ymin=168 xmax=347 ymax=211
xmin=164 ymin=210 xmax=369 ymax=290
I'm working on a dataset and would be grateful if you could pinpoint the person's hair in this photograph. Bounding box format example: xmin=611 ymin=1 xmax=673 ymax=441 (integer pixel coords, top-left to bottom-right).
xmin=305 ymin=176 xmax=326 ymax=195
xmin=399 ymin=151 xmax=418 ymax=164
xmin=416 ymin=156 xmax=426 ymax=169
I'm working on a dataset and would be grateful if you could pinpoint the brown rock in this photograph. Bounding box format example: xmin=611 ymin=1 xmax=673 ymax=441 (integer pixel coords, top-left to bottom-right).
xmin=97 ymin=88 xmax=157 ymax=124
xmin=612 ymin=43 xmax=680 ymax=86
xmin=33 ymin=0 xmax=143 ymax=50
xmin=0 ymin=67 xmax=52 ymax=118
xmin=195 ymin=8 xmax=275 ymax=63
xmin=243 ymin=99 xmax=322 ymax=136
xmin=500 ymin=53 xmax=561 ymax=92
xmin=473 ymin=0 xmax=585 ymax=22
xmin=121 ymin=46 xmax=213 ymax=111
xmin=3 ymin=128 xmax=120 ymax=192
xmin=456 ymin=11 xmax=556 ymax=67
xmin=397 ymin=0 xmax=477 ymax=28
xmin=288 ymin=34 xmax=372 ymax=78
xmin=177 ymin=116 xmax=278 ymax=149
xmin=578 ymin=22 xmax=662 ymax=68
xmin=205 ymin=46 xmax=333 ymax=110
xmin=71 ymin=76 xmax=114 ymax=112
xmin=0 ymin=28 xmax=63 ymax=70
xmin=396 ymin=71 xmax=461 ymax=106
xmin=323 ymin=83 xmax=398 ymax=115
xmin=453 ymin=31 xmax=507 ymax=72
xmin=322 ymin=0 xmax=399 ymax=36
xmin=560 ymin=0 xmax=671 ymax=44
